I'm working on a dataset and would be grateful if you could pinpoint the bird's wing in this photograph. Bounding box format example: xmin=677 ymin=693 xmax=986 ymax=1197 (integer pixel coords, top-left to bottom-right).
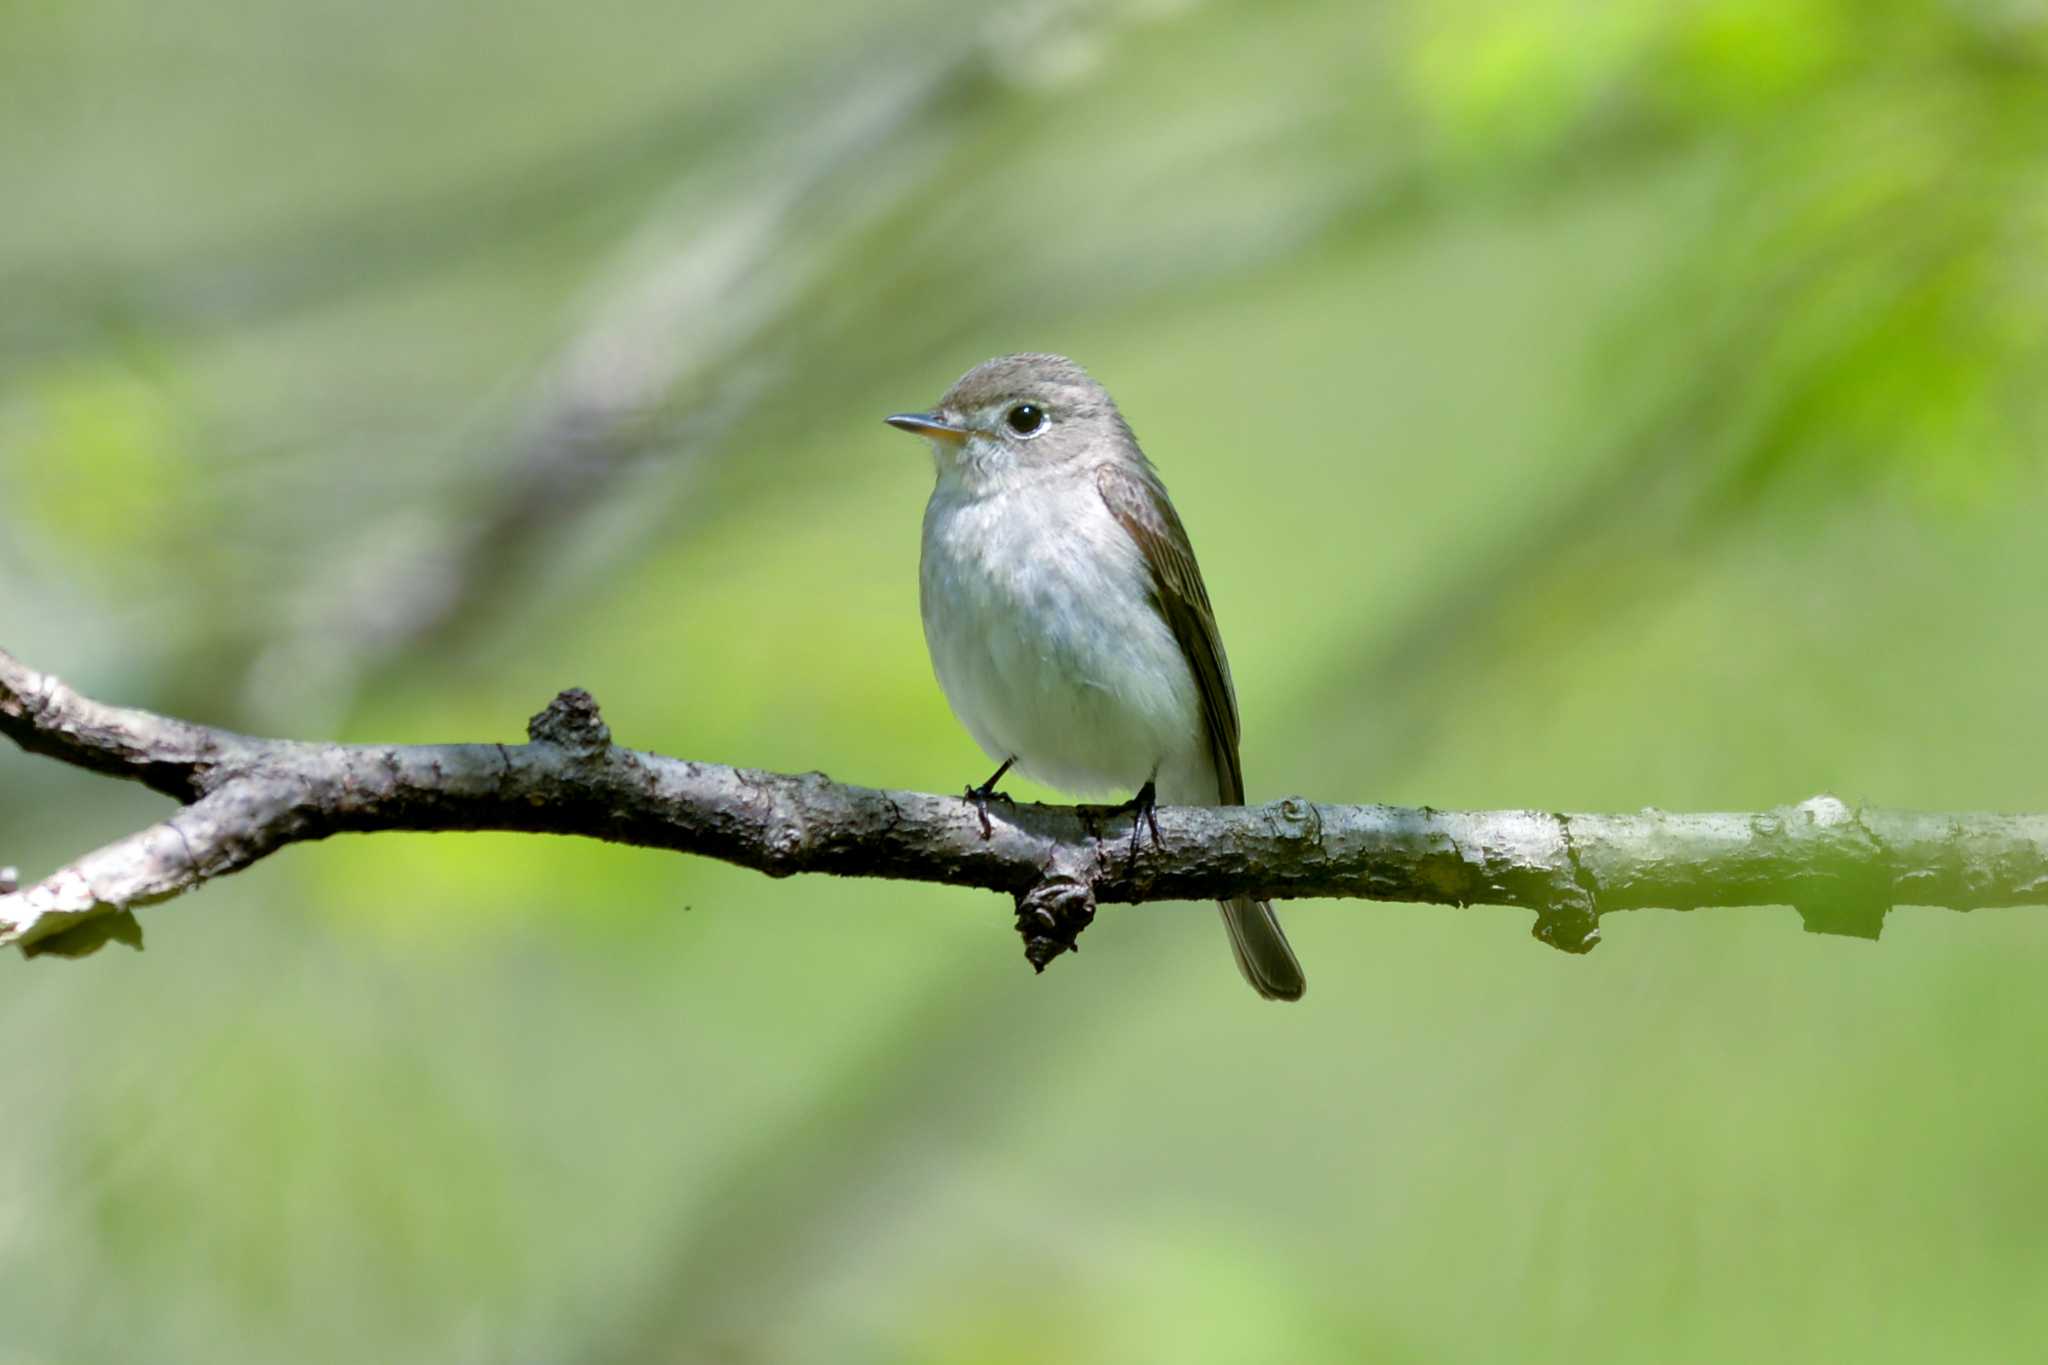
xmin=1095 ymin=460 xmax=1244 ymax=804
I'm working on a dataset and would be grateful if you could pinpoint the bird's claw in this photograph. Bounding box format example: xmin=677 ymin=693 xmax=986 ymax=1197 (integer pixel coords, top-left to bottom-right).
xmin=1125 ymin=780 xmax=1162 ymax=868
xmin=962 ymin=758 xmax=1018 ymax=841
xmin=1083 ymin=781 xmax=1161 ymax=870
xmin=963 ymin=782 xmax=1014 ymax=840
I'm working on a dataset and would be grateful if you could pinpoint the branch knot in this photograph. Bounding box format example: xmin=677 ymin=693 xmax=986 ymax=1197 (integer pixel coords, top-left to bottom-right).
xmin=1015 ymin=873 xmax=1096 ymax=973
xmin=527 ymin=688 xmax=612 ymax=759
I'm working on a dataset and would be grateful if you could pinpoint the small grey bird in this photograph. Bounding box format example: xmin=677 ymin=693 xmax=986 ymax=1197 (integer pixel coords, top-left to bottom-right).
xmin=887 ymin=353 xmax=1305 ymax=1001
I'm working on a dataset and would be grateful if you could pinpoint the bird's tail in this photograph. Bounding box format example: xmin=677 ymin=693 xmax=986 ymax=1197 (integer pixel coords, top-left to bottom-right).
xmin=1219 ymin=897 xmax=1305 ymax=1001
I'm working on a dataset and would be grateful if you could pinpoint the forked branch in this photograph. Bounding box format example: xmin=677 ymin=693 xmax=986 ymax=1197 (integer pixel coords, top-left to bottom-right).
xmin=5 ymin=648 xmax=2046 ymax=964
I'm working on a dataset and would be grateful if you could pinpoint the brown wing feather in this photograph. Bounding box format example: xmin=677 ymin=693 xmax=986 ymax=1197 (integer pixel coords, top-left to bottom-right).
xmin=1095 ymin=460 xmax=1243 ymax=804
xmin=1098 ymin=459 xmax=1305 ymax=1001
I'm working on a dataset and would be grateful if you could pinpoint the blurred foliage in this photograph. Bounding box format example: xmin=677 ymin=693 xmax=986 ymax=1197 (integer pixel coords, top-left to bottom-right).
xmin=4 ymin=0 xmax=2048 ymax=1361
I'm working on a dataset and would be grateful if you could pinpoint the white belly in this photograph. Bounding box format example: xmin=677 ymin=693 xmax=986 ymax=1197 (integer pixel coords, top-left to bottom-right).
xmin=919 ymin=475 xmax=1216 ymax=802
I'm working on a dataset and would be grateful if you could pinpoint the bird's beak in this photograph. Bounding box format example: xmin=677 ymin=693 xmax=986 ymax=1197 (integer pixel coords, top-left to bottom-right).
xmin=885 ymin=411 xmax=969 ymax=445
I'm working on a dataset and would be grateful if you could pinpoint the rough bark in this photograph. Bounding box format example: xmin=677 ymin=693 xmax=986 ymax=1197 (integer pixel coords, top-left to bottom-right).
xmin=5 ymin=648 xmax=2046 ymax=964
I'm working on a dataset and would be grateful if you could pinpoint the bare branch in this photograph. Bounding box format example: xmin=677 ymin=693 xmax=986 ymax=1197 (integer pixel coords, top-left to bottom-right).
xmin=0 ymin=652 xmax=266 ymax=800
xmin=6 ymin=647 xmax=2048 ymax=965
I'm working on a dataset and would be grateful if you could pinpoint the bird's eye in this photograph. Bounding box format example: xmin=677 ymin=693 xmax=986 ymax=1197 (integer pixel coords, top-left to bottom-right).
xmin=1004 ymin=403 xmax=1046 ymax=437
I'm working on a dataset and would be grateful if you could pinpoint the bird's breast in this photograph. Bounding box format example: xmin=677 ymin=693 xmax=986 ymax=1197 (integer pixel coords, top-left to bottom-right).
xmin=918 ymin=478 xmax=1210 ymax=799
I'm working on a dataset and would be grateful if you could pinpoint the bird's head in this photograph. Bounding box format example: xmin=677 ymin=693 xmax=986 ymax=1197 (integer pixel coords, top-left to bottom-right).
xmin=886 ymin=352 xmax=1134 ymax=494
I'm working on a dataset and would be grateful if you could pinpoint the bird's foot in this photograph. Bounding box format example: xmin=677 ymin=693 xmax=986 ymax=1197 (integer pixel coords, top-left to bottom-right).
xmin=963 ymin=757 xmax=1017 ymax=841
xmin=1084 ymin=780 xmax=1161 ymax=870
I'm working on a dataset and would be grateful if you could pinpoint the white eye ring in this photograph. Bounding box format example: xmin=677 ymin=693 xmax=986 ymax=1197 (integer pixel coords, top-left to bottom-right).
xmin=1003 ymin=403 xmax=1048 ymax=438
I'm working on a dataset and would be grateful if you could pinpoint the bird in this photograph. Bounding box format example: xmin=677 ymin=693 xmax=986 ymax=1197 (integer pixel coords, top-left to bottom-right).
xmin=886 ymin=352 xmax=1305 ymax=1001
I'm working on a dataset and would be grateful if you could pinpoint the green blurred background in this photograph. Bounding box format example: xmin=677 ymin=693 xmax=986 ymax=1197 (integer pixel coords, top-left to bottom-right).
xmin=5 ymin=0 xmax=2048 ymax=1359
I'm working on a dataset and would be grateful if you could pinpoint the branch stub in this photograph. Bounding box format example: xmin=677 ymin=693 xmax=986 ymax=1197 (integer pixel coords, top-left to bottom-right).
xmin=1015 ymin=873 xmax=1096 ymax=973
xmin=527 ymin=688 xmax=612 ymax=758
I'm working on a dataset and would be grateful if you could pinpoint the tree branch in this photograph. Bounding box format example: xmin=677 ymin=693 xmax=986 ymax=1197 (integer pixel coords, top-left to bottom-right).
xmin=5 ymin=647 xmax=2047 ymax=965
